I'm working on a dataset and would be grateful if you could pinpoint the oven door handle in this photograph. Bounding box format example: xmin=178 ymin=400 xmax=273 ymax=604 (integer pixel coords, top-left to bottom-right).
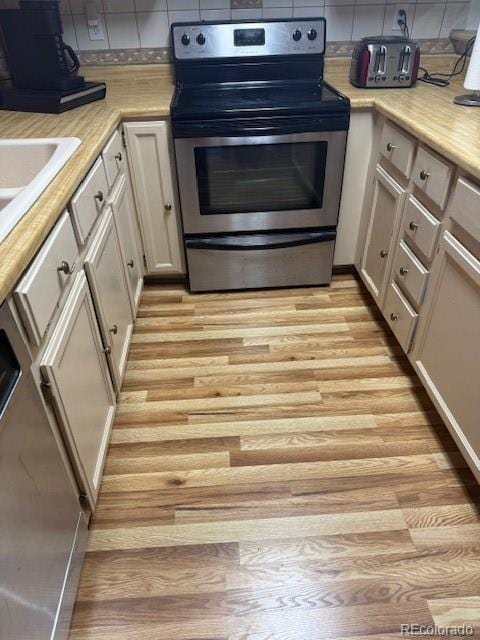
xmin=185 ymin=231 xmax=336 ymax=251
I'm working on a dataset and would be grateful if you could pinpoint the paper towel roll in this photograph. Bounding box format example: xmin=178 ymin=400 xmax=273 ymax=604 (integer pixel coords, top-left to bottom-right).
xmin=464 ymin=21 xmax=480 ymax=90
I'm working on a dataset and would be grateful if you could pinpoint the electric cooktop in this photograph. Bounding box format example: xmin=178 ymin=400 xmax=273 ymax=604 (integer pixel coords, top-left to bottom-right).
xmin=171 ymin=80 xmax=349 ymax=121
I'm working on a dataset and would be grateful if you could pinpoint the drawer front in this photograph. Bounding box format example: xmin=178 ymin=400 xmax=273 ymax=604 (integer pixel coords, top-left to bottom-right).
xmin=102 ymin=129 xmax=125 ymax=189
xmin=402 ymin=195 xmax=441 ymax=262
xmin=383 ymin=280 xmax=418 ymax=352
xmin=186 ymin=235 xmax=335 ymax=292
xmin=14 ymin=211 xmax=79 ymax=346
xmin=449 ymin=177 xmax=480 ymax=245
xmin=380 ymin=121 xmax=416 ymax=178
xmin=70 ymin=157 xmax=109 ymax=245
xmin=412 ymin=146 xmax=453 ymax=210
xmin=393 ymin=239 xmax=429 ymax=307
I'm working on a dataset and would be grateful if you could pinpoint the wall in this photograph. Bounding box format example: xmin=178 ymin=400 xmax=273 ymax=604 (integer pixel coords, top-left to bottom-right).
xmin=0 ymin=0 xmax=472 ymax=53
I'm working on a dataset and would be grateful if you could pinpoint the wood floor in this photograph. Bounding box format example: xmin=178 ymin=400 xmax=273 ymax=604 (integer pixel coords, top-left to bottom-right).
xmin=69 ymin=273 xmax=480 ymax=640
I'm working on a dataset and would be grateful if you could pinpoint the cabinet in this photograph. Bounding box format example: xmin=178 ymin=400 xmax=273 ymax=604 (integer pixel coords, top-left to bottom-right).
xmin=412 ymin=230 xmax=480 ymax=481
xmin=102 ymin=129 xmax=124 ymax=188
xmin=379 ymin=120 xmax=416 ymax=178
xmin=109 ymin=173 xmax=143 ymax=314
xmin=85 ymin=208 xmax=133 ymax=393
xmin=14 ymin=211 xmax=79 ymax=346
xmin=360 ymin=165 xmax=406 ymax=303
xmin=124 ymin=121 xmax=185 ymax=275
xmin=70 ymin=157 xmax=109 ymax=246
xmin=39 ymin=272 xmax=116 ymax=504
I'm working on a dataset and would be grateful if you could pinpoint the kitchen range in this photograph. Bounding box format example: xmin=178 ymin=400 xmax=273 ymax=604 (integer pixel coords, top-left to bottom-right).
xmin=171 ymin=18 xmax=350 ymax=291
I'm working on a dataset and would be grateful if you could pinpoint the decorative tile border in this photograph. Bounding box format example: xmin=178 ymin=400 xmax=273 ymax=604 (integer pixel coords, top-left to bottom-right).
xmin=77 ymin=48 xmax=171 ymax=66
xmin=77 ymin=38 xmax=454 ymax=66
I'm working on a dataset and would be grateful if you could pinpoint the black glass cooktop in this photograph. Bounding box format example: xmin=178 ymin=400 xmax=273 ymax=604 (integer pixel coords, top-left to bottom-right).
xmin=171 ymin=81 xmax=349 ymax=120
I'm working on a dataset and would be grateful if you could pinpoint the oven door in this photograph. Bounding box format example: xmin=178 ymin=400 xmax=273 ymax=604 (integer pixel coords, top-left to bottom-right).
xmin=175 ymin=130 xmax=347 ymax=235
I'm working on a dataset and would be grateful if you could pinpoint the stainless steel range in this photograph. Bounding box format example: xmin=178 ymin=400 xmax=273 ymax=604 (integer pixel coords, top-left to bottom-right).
xmin=171 ymin=18 xmax=350 ymax=292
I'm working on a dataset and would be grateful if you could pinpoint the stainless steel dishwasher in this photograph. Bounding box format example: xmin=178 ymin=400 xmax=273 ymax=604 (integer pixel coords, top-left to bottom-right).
xmin=0 ymin=300 xmax=88 ymax=640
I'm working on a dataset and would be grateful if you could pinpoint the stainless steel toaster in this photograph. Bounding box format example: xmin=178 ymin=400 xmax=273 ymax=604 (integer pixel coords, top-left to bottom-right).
xmin=350 ymin=36 xmax=420 ymax=88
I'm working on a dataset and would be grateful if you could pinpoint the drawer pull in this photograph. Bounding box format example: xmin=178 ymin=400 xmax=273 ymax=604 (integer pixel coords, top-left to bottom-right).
xmin=399 ymin=266 xmax=409 ymax=276
xmin=390 ymin=312 xmax=399 ymax=321
xmin=380 ymin=249 xmax=388 ymax=258
xmin=386 ymin=142 xmax=396 ymax=152
xmin=409 ymin=221 xmax=419 ymax=231
xmin=165 ymin=202 xmax=172 ymax=211
xmin=114 ymin=152 xmax=122 ymax=162
xmin=127 ymin=259 xmax=135 ymax=268
xmin=57 ymin=260 xmax=75 ymax=275
xmin=419 ymin=170 xmax=430 ymax=181
xmin=94 ymin=190 xmax=104 ymax=203
xmin=103 ymin=346 xmax=112 ymax=355
xmin=109 ymin=324 xmax=118 ymax=335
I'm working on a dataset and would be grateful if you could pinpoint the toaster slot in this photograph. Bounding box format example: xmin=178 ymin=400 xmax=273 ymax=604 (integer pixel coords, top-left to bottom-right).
xmin=398 ymin=45 xmax=411 ymax=74
xmin=374 ymin=45 xmax=387 ymax=75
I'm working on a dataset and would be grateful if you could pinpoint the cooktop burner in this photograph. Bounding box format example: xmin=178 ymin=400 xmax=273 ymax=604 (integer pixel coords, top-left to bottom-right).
xmin=171 ymin=81 xmax=348 ymax=120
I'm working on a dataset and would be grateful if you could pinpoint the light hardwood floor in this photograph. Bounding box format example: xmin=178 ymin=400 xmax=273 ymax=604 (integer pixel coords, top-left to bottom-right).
xmin=69 ymin=273 xmax=480 ymax=640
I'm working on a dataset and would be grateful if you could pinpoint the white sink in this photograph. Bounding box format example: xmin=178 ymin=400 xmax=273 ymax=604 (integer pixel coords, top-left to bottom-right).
xmin=0 ymin=137 xmax=81 ymax=243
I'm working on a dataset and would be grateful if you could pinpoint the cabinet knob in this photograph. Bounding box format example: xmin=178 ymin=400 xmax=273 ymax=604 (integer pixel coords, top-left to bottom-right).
xmin=399 ymin=266 xmax=409 ymax=276
xmin=390 ymin=312 xmax=399 ymax=321
xmin=109 ymin=324 xmax=118 ymax=335
xmin=127 ymin=259 xmax=135 ymax=268
xmin=380 ymin=249 xmax=388 ymax=258
xmin=103 ymin=346 xmax=112 ymax=355
xmin=115 ymin=152 xmax=122 ymax=162
xmin=94 ymin=190 xmax=104 ymax=203
xmin=386 ymin=142 xmax=396 ymax=152
xmin=409 ymin=221 xmax=419 ymax=231
xmin=165 ymin=202 xmax=172 ymax=211
xmin=419 ymin=170 xmax=430 ymax=181
xmin=57 ymin=260 xmax=75 ymax=275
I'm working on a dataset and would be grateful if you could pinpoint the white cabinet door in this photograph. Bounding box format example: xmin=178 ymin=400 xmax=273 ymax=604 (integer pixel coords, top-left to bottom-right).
xmin=360 ymin=165 xmax=407 ymax=304
xmin=70 ymin=157 xmax=109 ymax=246
xmin=85 ymin=208 xmax=133 ymax=393
xmin=124 ymin=121 xmax=185 ymax=275
xmin=14 ymin=211 xmax=79 ymax=346
xmin=102 ymin=128 xmax=124 ymax=189
xmin=40 ymin=272 xmax=116 ymax=505
xmin=412 ymin=231 xmax=480 ymax=481
xmin=109 ymin=173 xmax=143 ymax=314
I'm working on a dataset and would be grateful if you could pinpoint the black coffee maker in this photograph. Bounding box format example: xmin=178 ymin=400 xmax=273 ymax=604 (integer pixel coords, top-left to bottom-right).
xmin=0 ymin=0 xmax=105 ymax=112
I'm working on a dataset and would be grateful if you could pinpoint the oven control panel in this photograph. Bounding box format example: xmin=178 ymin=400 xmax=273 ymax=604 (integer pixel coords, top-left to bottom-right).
xmin=172 ymin=19 xmax=326 ymax=60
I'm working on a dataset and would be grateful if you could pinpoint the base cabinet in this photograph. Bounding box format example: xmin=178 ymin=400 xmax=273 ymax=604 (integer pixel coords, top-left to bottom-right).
xmin=109 ymin=173 xmax=143 ymax=314
xmin=85 ymin=209 xmax=133 ymax=393
xmin=360 ymin=165 xmax=406 ymax=304
xmin=124 ymin=121 xmax=185 ymax=275
xmin=412 ymin=231 xmax=480 ymax=480
xmin=40 ymin=272 xmax=116 ymax=504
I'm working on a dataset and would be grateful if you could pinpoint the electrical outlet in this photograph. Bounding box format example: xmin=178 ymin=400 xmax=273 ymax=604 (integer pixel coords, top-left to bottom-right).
xmin=86 ymin=0 xmax=105 ymax=41
xmin=392 ymin=5 xmax=407 ymax=32
xmin=88 ymin=22 xmax=105 ymax=41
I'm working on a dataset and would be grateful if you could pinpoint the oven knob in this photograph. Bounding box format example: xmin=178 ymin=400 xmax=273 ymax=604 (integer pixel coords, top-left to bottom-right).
xmin=181 ymin=33 xmax=190 ymax=46
xmin=196 ymin=33 xmax=206 ymax=45
xmin=307 ymin=28 xmax=317 ymax=41
xmin=292 ymin=29 xmax=302 ymax=41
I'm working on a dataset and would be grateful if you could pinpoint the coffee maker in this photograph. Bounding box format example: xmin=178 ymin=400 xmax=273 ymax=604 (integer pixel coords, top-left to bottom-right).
xmin=0 ymin=0 xmax=106 ymax=113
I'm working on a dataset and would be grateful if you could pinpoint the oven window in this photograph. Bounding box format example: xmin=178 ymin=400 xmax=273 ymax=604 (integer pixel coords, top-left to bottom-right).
xmin=194 ymin=141 xmax=327 ymax=215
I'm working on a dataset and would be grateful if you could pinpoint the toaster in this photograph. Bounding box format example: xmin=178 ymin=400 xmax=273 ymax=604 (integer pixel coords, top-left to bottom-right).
xmin=350 ymin=36 xmax=420 ymax=88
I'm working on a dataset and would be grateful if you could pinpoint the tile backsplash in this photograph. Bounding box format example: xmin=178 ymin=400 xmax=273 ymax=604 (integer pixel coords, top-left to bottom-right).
xmin=1 ymin=0 xmax=472 ymax=48
xmin=63 ymin=0 xmax=471 ymax=49
xmin=0 ymin=0 xmax=472 ymax=64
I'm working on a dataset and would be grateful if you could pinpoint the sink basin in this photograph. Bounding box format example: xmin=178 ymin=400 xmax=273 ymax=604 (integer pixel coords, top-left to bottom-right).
xmin=0 ymin=137 xmax=81 ymax=243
